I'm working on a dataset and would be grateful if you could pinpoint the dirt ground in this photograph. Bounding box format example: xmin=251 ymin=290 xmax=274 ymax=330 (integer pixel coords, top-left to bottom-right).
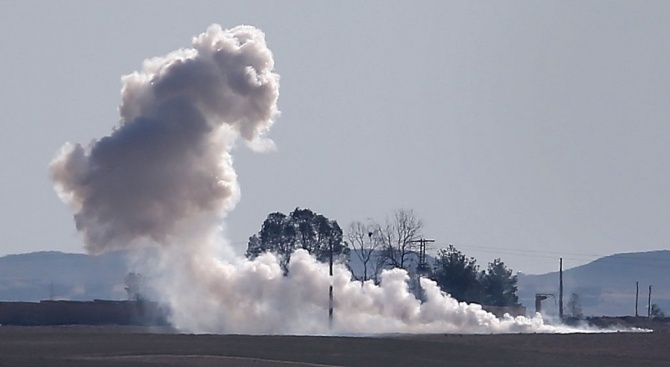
xmin=0 ymin=320 xmax=669 ymax=367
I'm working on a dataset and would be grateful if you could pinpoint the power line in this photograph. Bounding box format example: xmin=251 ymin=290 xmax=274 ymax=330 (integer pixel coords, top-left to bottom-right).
xmin=444 ymin=243 xmax=670 ymax=261
xmin=233 ymin=237 xmax=670 ymax=268
xmin=429 ymin=243 xmax=670 ymax=269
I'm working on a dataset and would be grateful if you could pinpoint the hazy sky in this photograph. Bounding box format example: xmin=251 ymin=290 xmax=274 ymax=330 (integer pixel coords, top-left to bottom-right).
xmin=1 ymin=1 xmax=669 ymax=274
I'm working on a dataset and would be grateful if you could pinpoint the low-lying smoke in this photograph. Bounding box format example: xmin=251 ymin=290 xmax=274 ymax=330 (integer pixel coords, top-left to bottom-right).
xmin=51 ymin=24 xmax=604 ymax=335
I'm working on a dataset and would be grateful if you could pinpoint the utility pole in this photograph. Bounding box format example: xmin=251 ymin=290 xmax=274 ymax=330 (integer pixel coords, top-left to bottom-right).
xmin=559 ymin=258 xmax=564 ymax=320
xmin=328 ymin=239 xmax=334 ymax=329
xmin=648 ymin=285 xmax=652 ymax=318
xmin=409 ymin=238 xmax=435 ymax=273
xmin=407 ymin=238 xmax=435 ymax=300
xmin=635 ymin=281 xmax=639 ymax=317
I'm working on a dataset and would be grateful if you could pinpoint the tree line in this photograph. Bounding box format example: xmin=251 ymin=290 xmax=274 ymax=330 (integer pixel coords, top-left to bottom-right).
xmin=246 ymin=207 xmax=520 ymax=307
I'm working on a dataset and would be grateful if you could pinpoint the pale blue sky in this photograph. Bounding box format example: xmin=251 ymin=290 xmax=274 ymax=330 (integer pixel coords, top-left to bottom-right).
xmin=1 ymin=1 xmax=669 ymax=274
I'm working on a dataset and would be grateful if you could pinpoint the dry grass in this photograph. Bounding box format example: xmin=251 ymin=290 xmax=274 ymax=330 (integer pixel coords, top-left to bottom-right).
xmin=0 ymin=323 xmax=668 ymax=367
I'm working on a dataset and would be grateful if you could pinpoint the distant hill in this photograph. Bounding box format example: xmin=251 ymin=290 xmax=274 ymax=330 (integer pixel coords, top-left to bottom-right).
xmin=517 ymin=250 xmax=670 ymax=316
xmin=0 ymin=251 xmax=129 ymax=301
xmin=0 ymin=249 xmax=433 ymax=302
xmin=2 ymin=249 xmax=668 ymax=317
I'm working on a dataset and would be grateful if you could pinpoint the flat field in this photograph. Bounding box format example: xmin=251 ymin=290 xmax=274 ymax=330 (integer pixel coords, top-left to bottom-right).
xmin=0 ymin=323 xmax=668 ymax=367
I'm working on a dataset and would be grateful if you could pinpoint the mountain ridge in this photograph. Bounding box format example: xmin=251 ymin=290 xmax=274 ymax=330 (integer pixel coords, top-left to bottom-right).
xmin=0 ymin=249 xmax=667 ymax=316
xmin=517 ymin=250 xmax=670 ymax=316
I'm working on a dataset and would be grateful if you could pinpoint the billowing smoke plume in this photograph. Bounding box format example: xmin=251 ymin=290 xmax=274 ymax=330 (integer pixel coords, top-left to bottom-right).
xmin=51 ymin=24 xmax=602 ymax=335
xmin=50 ymin=24 xmax=278 ymax=253
xmin=166 ymin=249 xmax=555 ymax=334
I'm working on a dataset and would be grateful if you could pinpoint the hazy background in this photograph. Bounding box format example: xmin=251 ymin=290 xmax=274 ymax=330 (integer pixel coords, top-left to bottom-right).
xmin=1 ymin=1 xmax=669 ymax=274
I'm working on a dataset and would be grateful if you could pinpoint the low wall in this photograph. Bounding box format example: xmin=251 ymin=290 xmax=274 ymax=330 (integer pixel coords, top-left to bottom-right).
xmin=0 ymin=300 xmax=168 ymax=326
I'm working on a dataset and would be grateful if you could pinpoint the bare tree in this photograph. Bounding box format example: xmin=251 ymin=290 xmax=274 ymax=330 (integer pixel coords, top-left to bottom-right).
xmin=378 ymin=209 xmax=423 ymax=270
xmin=346 ymin=221 xmax=384 ymax=284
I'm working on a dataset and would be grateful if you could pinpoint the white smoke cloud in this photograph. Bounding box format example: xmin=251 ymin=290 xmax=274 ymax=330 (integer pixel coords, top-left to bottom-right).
xmin=158 ymin=247 xmax=615 ymax=334
xmin=50 ymin=24 xmax=619 ymax=335
xmin=50 ymin=24 xmax=278 ymax=254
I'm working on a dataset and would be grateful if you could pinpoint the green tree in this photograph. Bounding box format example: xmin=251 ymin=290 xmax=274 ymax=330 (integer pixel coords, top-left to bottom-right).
xmin=480 ymin=259 xmax=520 ymax=307
xmin=246 ymin=208 xmax=349 ymax=273
xmin=430 ymin=245 xmax=482 ymax=303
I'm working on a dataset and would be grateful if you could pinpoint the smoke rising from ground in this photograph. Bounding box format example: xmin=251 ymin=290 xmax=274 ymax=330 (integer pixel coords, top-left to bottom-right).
xmin=51 ymin=24 xmax=604 ymax=335
xmin=50 ymin=24 xmax=278 ymax=254
xmin=166 ymin=249 xmax=552 ymax=334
